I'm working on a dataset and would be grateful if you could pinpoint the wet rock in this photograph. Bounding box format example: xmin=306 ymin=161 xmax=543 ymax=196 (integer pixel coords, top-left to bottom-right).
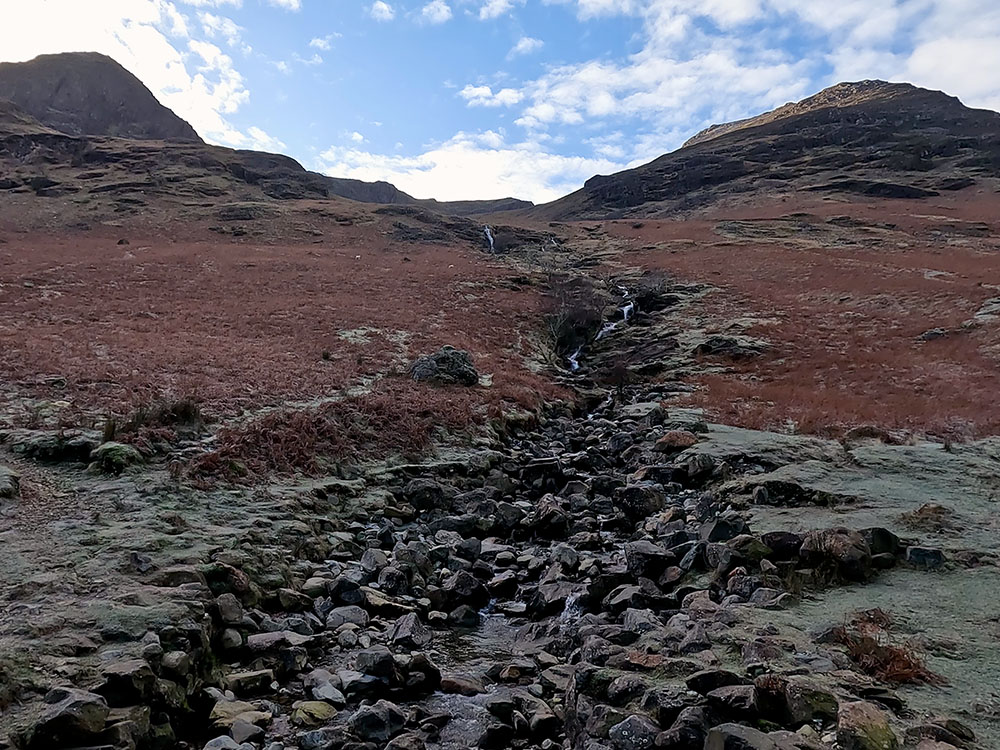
xmin=783 ymin=678 xmax=839 ymax=725
xmin=349 ymin=699 xmax=407 ymax=742
xmin=410 ymin=346 xmax=479 ymax=386
xmin=700 ymin=516 xmax=747 ymax=543
xmin=391 ymin=612 xmax=432 ymax=649
xmin=441 ymin=674 xmax=486 ymax=695
xmin=449 ymin=604 xmax=481 ymax=626
xmin=19 ymin=687 xmax=109 ymax=749
xmin=203 ymin=737 xmax=254 ymax=750
xmin=299 ymin=726 xmax=351 ymax=750
xmin=838 ymin=701 xmax=899 ymax=750
xmin=443 ymin=570 xmax=490 ymax=608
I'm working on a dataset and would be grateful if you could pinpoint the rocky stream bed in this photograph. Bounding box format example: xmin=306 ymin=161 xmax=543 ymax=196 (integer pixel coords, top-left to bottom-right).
xmin=3 ymin=386 xmax=999 ymax=750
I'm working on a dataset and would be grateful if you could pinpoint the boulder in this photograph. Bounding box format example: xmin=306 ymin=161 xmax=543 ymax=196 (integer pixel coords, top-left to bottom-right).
xmin=608 ymin=714 xmax=660 ymax=749
xmin=349 ymin=699 xmax=406 ymax=742
xmin=838 ymin=701 xmax=899 ymax=750
xmin=409 ymin=346 xmax=479 ymax=386
xmin=20 ymin=688 xmax=109 ymax=749
xmin=800 ymin=528 xmax=872 ymax=582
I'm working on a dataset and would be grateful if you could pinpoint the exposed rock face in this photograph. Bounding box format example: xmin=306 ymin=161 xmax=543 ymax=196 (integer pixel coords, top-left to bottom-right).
xmin=0 ymin=53 xmax=201 ymax=141
xmin=530 ymin=80 xmax=1000 ymax=219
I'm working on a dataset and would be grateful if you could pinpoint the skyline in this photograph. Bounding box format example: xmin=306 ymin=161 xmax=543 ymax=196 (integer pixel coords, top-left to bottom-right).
xmin=2 ymin=0 xmax=999 ymax=203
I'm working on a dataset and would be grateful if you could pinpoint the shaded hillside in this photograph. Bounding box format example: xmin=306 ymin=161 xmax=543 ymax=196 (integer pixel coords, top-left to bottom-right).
xmin=0 ymin=52 xmax=201 ymax=142
xmin=0 ymin=52 xmax=531 ymax=216
xmin=529 ymin=80 xmax=1000 ymax=220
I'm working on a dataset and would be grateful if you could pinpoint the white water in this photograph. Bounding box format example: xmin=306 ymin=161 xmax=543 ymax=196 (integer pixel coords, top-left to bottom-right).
xmin=567 ymin=346 xmax=583 ymax=371
xmin=595 ymin=296 xmax=636 ymax=340
xmin=483 ymin=225 xmax=495 ymax=252
xmin=557 ymin=592 xmax=583 ymax=625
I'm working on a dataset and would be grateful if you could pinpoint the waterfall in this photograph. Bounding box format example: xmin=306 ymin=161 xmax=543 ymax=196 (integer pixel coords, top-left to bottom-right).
xmin=483 ymin=225 xmax=495 ymax=252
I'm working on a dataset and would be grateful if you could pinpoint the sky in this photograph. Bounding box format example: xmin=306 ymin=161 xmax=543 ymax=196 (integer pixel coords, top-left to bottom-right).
xmin=2 ymin=0 xmax=1000 ymax=204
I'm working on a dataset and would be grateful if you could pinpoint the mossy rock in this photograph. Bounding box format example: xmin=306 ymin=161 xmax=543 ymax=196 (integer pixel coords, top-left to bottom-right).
xmin=90 ymin=441 xmax=143 ymax=475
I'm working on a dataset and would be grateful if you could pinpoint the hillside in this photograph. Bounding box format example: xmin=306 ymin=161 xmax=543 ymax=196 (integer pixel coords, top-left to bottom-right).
xmin=0 ymin=52 xmax=201 ymax=142
xmin=0 ymin=53 xmax=530 ymax=216
xmin=529 ymin=80 xmax=1000 ymax=220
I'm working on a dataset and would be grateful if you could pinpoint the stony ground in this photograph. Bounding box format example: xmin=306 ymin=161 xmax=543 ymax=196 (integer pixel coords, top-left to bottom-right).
xmin=2 ymin=191 xmax=999 ymax=750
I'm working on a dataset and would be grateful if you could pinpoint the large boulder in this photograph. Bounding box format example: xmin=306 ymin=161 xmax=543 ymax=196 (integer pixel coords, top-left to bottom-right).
xmin=90 ymin=441 xmax=143 ymax=475
xmin=349 ymin=699 xmax=406 ymax=742
xmin=20 ymin=687 xmax=109 ymax=749
xmin=409 ymin=346 xmax=479 ymax=386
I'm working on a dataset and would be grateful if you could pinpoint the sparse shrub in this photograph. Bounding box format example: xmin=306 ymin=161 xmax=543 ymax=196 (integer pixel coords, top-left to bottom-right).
xmin=831 ymin=612 xmax=945 ymax=686
xmin=543 ymin=273 xmax=606 ymax=355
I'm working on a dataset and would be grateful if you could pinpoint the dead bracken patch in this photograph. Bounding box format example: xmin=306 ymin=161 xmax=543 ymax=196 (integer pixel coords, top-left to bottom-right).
xmin=185 ymin=376 xmax=539 ymax=483
xmin=899 ymin=503 xmax=958 ymax=533
xmin=832 ymin=612 xmax=945 ymax=686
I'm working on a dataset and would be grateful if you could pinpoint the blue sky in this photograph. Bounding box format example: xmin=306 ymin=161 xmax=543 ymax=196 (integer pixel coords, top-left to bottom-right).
xmin=3 ymin=0 xmax=1000 ymax=202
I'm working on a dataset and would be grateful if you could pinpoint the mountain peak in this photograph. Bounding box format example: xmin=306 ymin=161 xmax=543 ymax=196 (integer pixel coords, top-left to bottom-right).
xmin=684 ymin=79 xmax=960 ymax=148
xmin=0 ymin=51 xmax=201 ymax=142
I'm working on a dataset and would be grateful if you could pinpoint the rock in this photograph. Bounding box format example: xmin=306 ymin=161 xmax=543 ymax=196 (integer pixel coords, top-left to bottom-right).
xmin=349 ymin=699 xmax=407 ymax=742
xmin=608 ymin=714 xmax=660 ymax=749
xmin=292 ymin=700 xmax=338 ymax=726
xmin=625 ymin=540 xmax=673 ymax=579
xmin=90 ymin=441 xmax=143 ymax=474
xmin=707 ymin=685 xmax=758 ymax=717
xmin=906 ymin=546 xmax=946 ymax=569
xmin=615 ymin=484 xmax=666 ymax=519
xmin=655 ymin=431 xmax=700 ymax=452
xmin=209 ymin=699 xmax=264 ymax=729
xmin=391 ymin=612 xmax=432 ymax=649
xmin=441 ymin=674 xmax=486 ymax=695
xmin=685 ymin=669 xmax=748 ymax=695
xmin=97 ymin=659 xmax=156 ymax=705
xmin=409 ymin=346 xmax=479 ymax=386
xmin=216 ymin=593 xmax=244 ymax=625
xmin=203 ymin=737 xmax=243 ymax=750
xmin=700 ymin=516 xmax=747 ymax=543
xmin=326 ymin=605 xmax=369 ymax=629
xmin=800 ymin=528 xmax=872 ymax=582
xmin=20 ymin=687 xmax=109 ymax=749
xmin=356 ymin=645 xmax=398 ymax=679
xmin=0 ymin=465 xmax=20 ymax=500
xmin=223 ymin=669 xmax=274 ymax=696
xmin=783 ymin=678 xmax=838 ymax=725
xmin=838 ymin=701 xmax=899 ymax=750
xmin=704 ymin=722 xmax=777 ymax=749
xmin=443 ymin=570 xmax=490 ymax=608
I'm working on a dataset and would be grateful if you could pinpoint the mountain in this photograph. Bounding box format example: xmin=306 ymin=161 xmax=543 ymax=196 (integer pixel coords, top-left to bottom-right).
xmin=0 ymin=52 xmax=201 ymax=142
xmin=528 ymin=80 xmax=1000 ymax=220
xmin=0 ymin=52 xmax=530 ymax=216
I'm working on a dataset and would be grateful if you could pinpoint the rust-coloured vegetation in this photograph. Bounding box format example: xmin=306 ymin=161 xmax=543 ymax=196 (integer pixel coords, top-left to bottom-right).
xmin=831 ymin=609 xmax=945 ymax=686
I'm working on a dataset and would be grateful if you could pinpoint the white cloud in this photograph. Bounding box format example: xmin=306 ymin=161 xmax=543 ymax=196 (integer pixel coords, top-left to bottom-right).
xmin=421 ymin=0 xmax=453 ymax=23
xmin=181 ymin=0 xmax=242 ymax=7
xmin=479 ymin=0 xmax=523 ymax=20
xmin=349 ymin=131 xmax=366 ymax=143
xmin=309 ymin=33 xmax=340 ymax=50
xmin=266 ymin=0 xmax=301 ymax=10
xmin=318 ymin=131 xmax=624 ymax=202
xmin=198 ymin=11 xmax=246 ymax=49
xmin=459 ymin=84 xmax=524 ymax=107
xmin=370 ymin=1 xmax=395 ymax=21
xmin=508 ymin=36 xmax=543 ymax=58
